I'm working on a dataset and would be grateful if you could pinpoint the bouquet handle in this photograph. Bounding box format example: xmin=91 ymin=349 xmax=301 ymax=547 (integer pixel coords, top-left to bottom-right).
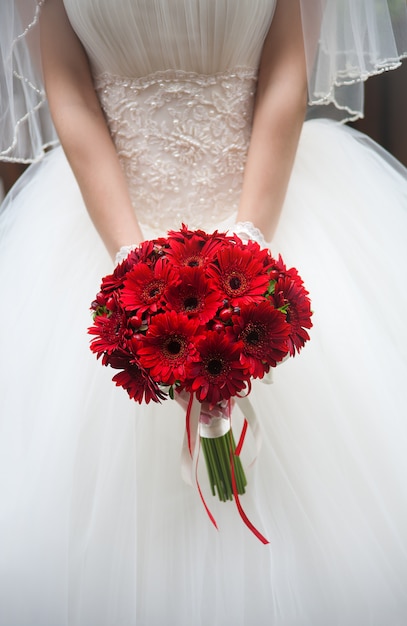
xmin=180 ymin=393 xmax=269 ymax=544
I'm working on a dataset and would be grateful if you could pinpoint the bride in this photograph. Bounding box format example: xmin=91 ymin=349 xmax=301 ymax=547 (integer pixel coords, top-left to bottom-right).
xmin=1 ymin=1 xmax=407 ymax=624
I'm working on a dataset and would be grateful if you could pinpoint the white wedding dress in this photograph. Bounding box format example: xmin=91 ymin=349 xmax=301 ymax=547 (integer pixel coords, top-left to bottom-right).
xmin=1 ymin=1 xmax=407 ymax=625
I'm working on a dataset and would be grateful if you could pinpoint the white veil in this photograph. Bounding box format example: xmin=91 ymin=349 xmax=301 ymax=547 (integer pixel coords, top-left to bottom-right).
xmin=0 ymin=0 xmax=57 ymax=163
xmin=1 ymin=0 xmax=407 ymax=163
xmin=300 ymin=0 xmax=407 ymax=121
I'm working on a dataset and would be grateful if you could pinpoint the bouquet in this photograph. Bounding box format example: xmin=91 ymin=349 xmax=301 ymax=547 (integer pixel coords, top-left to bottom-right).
xmin=89 ymin=225 xmax=312 ymax=536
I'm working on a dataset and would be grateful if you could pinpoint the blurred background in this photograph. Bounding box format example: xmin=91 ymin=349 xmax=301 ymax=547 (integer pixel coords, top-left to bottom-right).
xmin=1 ymin=60 xmax=406 ymax=203
xmin=0 ymin=162 xmax=28 ymax=202
xmin=351 ymin=60 xmax=407 ymax=167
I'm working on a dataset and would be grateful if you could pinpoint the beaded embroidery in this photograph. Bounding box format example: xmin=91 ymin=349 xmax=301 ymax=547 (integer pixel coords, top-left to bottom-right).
xmin=95 ymin=68 xmax=257 ymax=231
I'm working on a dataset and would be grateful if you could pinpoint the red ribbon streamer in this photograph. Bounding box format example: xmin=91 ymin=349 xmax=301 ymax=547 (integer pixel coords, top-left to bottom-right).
xmin=230 ymin=428 xmax=270 ymax=545
xmin=186 ymin=393 xmax=218 ymax=530
xmin=186 ymin=392 xmax=194 ymax=456
xmin=186 ymin=393 xmax=269 ymax=543
xmin=235 ymin=418 xmax=248 ymax=457
xmin=195 ymin=442 xmax=218 ymax=530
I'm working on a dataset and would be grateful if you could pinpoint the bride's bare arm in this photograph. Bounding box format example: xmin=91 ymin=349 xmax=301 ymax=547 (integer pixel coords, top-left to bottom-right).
xmin=40 ymin=0 xmax=144 ymax=258
xmin=236 ymin=0 xmax=308 ymax=241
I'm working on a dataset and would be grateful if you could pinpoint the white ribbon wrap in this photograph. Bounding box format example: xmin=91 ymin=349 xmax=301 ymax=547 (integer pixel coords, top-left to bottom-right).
xmin=180 ymin=394 xmax=262 ymax=485
xmin=199 ymin=416 xmax=231 ymax=439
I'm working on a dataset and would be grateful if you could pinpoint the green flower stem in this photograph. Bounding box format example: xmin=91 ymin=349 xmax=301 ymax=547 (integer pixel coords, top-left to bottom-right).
xmin=227 ymin=431 xmax=247 ymax=494
xmin=209 ymin=435 xmax=227 ymax=501
xmin=203 ymin=436 xmax=221 ymax=498
xmin=217 ymin=435 xmax=233 ymax=500
xmin=200 ymin=429 xmax=247 ymax=502
xmin=203 ymin=444 xmax=216 ymax=496
xmin=210 ymin=437 xmax=229 ymax=502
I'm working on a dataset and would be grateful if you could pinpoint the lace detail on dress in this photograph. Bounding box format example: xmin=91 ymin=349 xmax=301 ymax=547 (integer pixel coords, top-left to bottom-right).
xmin=94 ymin=68 xmax=257 ymax=233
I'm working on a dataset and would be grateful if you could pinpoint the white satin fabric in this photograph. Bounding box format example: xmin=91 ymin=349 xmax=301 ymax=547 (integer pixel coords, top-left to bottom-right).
xmin=65 ymin=0 xmax=275 ymax=76
xmin=1 ymin=2 xmax=407 ymax=625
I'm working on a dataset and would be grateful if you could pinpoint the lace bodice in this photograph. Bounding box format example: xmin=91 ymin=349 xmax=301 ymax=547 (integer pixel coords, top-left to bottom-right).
xmin=95 ymin=68 xmax=256 ymax=232
xmin=64 ymin=0 xmax=277 ymax=233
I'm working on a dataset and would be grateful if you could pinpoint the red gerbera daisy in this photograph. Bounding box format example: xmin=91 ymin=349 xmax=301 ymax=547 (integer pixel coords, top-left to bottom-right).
xmin=98 ymin=263 xmax=128 ymax=295
xmin=167 ymin=224 xmax=229 ymax=245
xmin=112 ymin=361 xmax=167 ymax=404
xmin=165 ymin=266 xmax=224 ymax=323
xmin=88 ymin=306 xmax=131 ymax=358
xmin=137 ymin=311 xmax=202 ymax=385
xmin=230 ymin=235 xmax=276 ymax=270
xmin=98 ymin=241 xmax=157 ymax=295
xmin=165 ymin=233 xmax=225 ymax=269
xmin=208 ymin=244 xmax=271 ymax=306
xmin=271 ymin=276 xmax=313 ymax=356
xmin=186 ymin=331 xmax=247 ymax=405
xmin=167 ymin=224 xmax=205 ymax=240
xmin=269 ymin=254 xmax=305 ymax=287
xmin=229 ymin=301 xmax=289 ymax=377
xmin=120 ymin=258 xmax=174 ymax=315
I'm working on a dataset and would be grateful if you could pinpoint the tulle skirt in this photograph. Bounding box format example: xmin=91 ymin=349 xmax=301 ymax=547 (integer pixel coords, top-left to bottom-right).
xmin=1 ymin=119 xmax=407 ymax=626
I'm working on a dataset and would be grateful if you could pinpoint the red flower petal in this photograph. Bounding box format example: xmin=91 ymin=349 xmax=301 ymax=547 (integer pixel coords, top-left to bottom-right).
xmin=165 ymin=266 xmax=224 ymax=323
xmin=88 ymin=302 xmax=130 ymax=358
xmin=120 ymin=258 xmax=175 ymax=315
xmin=229 ymin=301 xmax=289 ymax=377
xmin=137 ymin=311 xmax=202 ymax=385
xmin=208 ymin=243 xmax=272 ymax=306
xmin=271 ymin=276 xmax=313 ymax=356
xmin=112 ymin=362 xmax=166 ymax=404
xmin=165 ymin=229 xmax=228 ymax=269
xmin=186 ymin=331 xmax=247 ymax=404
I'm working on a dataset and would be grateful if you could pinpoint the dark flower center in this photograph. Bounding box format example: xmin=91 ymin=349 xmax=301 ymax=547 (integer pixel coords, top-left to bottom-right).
xmin=105 ymin=312 xmax=124 ymax=343
xmin=186 ymin=256 xmax=202 ymax=267
xmin=229 ymin=276 xmax=242 ymax=290
xmin=223 ymin=271 xmax=248 ymax=295
xmin=163 ymin=335 xmax=187 ymax=361
xmin=142 ymin=280 xmax=164 ymax=303
xmin=167 ymin=340 xmax=182 ymax=355
xmin=206 ymin=357 xmax=224 ymax=376
xmin=243 ymin=322 xmax=264 ymax=346
xmin=183 ymin=296 xmax=200 ymax=311
xmin=246 ymin=329 xmax=260 ymax=344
